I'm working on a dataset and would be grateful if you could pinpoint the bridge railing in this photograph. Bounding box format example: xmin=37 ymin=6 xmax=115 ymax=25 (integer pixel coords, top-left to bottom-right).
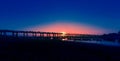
xmin=0 ymin=30 xmax=103 ymax=41
xmin=0 ymin=30 xmax=63 ymax=40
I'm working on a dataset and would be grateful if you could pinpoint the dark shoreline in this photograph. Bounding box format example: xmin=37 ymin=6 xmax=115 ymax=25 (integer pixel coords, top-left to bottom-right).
xmin=0 ymin=40 xmax=120 ymax=61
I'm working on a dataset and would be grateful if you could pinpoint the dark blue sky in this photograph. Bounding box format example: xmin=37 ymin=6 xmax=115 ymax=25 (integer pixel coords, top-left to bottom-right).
xmin=0 ymin=0 xmax=120 ymax=33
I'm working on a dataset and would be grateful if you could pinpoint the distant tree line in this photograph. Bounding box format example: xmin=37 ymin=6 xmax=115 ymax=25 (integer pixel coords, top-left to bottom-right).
xmin=101 ymin=31 xmax=120 ymax=42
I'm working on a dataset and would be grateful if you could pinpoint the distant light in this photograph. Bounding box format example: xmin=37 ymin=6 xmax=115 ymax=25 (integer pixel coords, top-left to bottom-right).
xmin=61 ymin=32 xmax=66 ymax=36
xmin=62 ymin=38 xmax=68 ymax=41
xmin=50 ymin=37 xmax=53 ymax=40
xmin=62 ymin=39 xmax=65 ymax=41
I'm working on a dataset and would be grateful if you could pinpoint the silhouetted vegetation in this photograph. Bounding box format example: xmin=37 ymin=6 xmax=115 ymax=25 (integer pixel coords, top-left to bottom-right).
xmin=101 ymin=31 xmax=120 ymax=42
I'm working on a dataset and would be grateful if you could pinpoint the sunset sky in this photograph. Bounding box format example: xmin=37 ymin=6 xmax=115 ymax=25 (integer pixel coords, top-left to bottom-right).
xmin=25 ymin=22 xmax=106 ymax=34
xmin=0 ymin=0 xmax=120 ymax=34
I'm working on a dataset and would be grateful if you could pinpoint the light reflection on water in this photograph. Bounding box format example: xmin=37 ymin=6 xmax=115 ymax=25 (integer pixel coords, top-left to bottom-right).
xmin=74 ymin=40 xmax=120 ymax=46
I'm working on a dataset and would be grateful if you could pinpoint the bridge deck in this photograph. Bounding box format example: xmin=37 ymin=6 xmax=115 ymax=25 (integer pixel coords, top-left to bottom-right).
xmin=0 ymin=30 xmax=102 ymax=41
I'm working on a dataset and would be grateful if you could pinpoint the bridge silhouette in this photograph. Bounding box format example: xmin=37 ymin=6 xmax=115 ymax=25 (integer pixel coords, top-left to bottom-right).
xmin=0 ymin=30 xmax=102 ymax=41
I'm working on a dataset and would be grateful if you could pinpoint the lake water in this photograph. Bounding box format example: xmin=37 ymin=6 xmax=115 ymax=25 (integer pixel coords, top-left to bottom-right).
xmin=74 ymin=40 xmax=120 ymax=46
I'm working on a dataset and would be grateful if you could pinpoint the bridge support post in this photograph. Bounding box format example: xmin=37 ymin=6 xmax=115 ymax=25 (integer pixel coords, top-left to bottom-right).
xmin=3 ymin=32 xmax=6 ymax=36
xmin=15 ymin=32 xmax=18 ymax=37
xmin=0 ymin=32 xmax=2 ymax=36
xmin=39 ymin=33 xmax=41 ymax=37
xmin=25 ymin=32 xmax=28 ymax=37
xmin=12 ymin=32 xmax=15 ymax=37
xmin=34 ymin=32 xmax=37 ymax=39
xmin=53 ymin=33 xmax=55 ymax=37
xmin=40 ymin=33 xmax=43 ymax=39
xmin=23 ymin=32 xmax=26 ymax=37
xmin=46 ymin=33 xmax=49 ymax=37
xmin=32 ymin=32 xmax=34 ymax=37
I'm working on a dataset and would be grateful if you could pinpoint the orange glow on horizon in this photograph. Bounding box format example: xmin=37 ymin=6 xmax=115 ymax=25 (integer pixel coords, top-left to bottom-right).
xmin=25 ymin=22 xmax=107 ymax=35
xmin=61 ymin=32 xmax=66 ymax=36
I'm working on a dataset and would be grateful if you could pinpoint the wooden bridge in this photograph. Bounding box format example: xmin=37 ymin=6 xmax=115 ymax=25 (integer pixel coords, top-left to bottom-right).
xmin=0 ymin=30 xmax=102 ymax=41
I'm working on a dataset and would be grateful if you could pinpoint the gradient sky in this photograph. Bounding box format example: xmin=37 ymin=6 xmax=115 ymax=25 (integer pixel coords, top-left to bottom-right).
xmin=0 ymin=0 xmax=120 ymax=34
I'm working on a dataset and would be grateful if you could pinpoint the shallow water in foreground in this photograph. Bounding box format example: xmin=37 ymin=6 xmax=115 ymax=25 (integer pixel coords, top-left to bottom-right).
xmin=74 ymin=40 xmax=120 ymax=46
xmin=0 ymin=40 xmax=120 ymax=61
